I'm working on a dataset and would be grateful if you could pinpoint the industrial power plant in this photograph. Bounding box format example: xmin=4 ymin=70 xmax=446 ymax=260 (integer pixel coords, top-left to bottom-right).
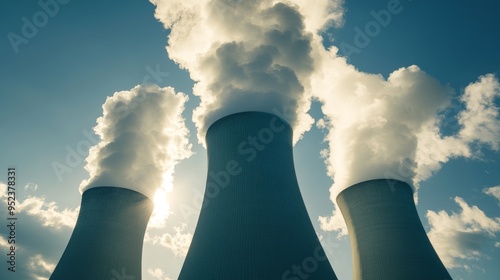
xmin=50 ymin=112 xmax=451 ymax=280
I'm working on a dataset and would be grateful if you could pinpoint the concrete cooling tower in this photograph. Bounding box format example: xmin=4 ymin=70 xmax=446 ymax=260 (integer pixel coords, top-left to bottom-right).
xmin=337 ymin=179 xmax=451 ymax=280
xmin=178 ymin=112 xmax=337 ymax=279
xmin=50 ymin=187 xmax=153 ymax=280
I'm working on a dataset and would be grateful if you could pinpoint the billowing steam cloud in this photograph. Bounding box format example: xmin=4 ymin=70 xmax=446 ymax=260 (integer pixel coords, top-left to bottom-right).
xmin=80 ymin=84 xmax=192 ymax=201
xmin=315 ymin=47 xmax=500 ymax=233
xmin=314 ymin=57 xmax=499 ymax=194
xmin=148 ymin=0 xmax=500 ymax=235
xmin=150 ymin=0 xmax=343 ymax=144
xmin=313 ymin=50 xmax=453 ymax=193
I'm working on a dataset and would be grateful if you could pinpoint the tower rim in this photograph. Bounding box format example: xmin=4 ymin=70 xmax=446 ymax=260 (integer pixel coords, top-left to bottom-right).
xmin=206 ymin=111 xmax=291 ymax=136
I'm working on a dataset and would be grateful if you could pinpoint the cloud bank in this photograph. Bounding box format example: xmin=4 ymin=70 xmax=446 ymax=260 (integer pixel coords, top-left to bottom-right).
xmin=415 ymin=74 xmax=500 ymax=184
xmin=159 ymin=224 xmax=193 ymax=257
xmin=18 ymin=197 xmax=79 ymax=229
xmin=427 ymin=195 xmax=500 ymax=269
xmin=0 ymin=183 xmax=72 ymax=280
xmin=27 ymin=254 xmax=56 ymax=280
xmin=148 ymin=267 xmax=174 ymax=280
xmin=80 ymin=84 xmax=192 ymax=200
xmin=1 ymin=182 xmax=78 ymax=229
xmin=145 ymin=223 xmax=193 ymax=257
xmin=484 ymin=186 xmax=500 ymax=206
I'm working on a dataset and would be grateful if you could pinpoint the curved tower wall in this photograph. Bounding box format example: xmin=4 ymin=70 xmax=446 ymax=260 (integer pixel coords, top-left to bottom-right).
xmin=336 ymin=179 xmax=451 ymax=280
xmin=50 ymin=187 xmax=153 ymax=280
xmin=178 ymin=111 xmax=337 ymax=280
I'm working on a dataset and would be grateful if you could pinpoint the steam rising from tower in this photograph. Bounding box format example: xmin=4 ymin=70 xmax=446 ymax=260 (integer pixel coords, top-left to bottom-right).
xmin=80 ymin=84 xmax=192 ymax=200
xmin=178 ymin=112 xmax=337 ymax=279
xmin=149 ymin=0 xmax=345 ymax=144
xmin=314 ymin=50 xmax=500 ymax=235
xmin=51 ymin=85 xmax=191 ymax=279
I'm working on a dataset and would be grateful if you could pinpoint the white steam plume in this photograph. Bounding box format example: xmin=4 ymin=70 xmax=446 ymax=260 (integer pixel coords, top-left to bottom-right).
xmin=315 ymin=47 xmax=500 ymax=234
xmin=149 ymin=0 xmax=500 ymax=236
xmin=150 ymin=0 xmax=344 ymax=144
xmin=313 ymin=48 xmax=453 ymax=194
xmin=80 ymin=84 xmax=192 ymax=200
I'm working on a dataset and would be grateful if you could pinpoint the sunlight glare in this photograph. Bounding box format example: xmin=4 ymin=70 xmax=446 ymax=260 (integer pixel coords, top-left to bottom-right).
xmin=149 ymin=172 xmax=175 ymax=228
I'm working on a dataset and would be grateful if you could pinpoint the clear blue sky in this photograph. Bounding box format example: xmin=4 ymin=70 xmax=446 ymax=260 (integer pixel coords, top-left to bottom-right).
xmin=1 ymin=1 xmax=499 ymax=279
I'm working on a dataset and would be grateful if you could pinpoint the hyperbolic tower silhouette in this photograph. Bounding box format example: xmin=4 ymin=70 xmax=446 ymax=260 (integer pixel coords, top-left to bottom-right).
xmin=337 ymin=179 xmax=452 ymax=280
xmin=50 ymin=187 xmax=153 ymax=280
xmin=178 ymin=111 xmax=337 ymax=279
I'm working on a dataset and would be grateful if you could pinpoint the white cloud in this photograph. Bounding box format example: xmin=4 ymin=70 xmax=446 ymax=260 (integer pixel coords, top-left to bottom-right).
xmin=18 ymin=196 xmax=79 ymax=229
xmin=413 ymin=122 xmax=470 ymax=183
xmin=25 ymin=183 xmax=38 ymax=192
xmin=147 ymin=267 xmax=173 ymax=280
xmin=0 ymin=182 xmax=8 ymax=200
xmin=484 ymin=186 xmax=500 ymax=205
xmin=160 ymin=224 xmax=193 ymax=257
xmin=0 ymin=182 xmax=75 ymax=280
xmin=318 ymin=206 xmax=348 ymax=236
xmin=415 ymin=74 xmax=500 ymax=184
xmin=458 ymin=74 xmax=500 ymax=150
xmin=147 ymin=223 xmax=193 ymax=257
xmin=0 ymin=236 xmax=9 ymax=249
xmin=27 ymin=254 xmax=55 ymax=280
xmin=1 ymin=234 xmax=56 ymax=280
xmin=0 ymin=182 xmax=78 ymax=229
xmin=426 ymin=197 xmax=500 ymax=269
xmin=81 ymin=84 xmax=192 ymax=200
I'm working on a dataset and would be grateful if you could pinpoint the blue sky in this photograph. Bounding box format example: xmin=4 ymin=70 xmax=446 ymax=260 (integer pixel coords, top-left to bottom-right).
xmin=1 ymin=0 xmax=500 ymax=279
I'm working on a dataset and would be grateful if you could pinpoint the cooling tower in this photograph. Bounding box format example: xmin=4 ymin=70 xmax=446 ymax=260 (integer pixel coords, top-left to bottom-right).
xmin=337 ymin=179 xmax=451 ymax=280
xmin=179 ymin=112 xmax=337 ymax=279
xmin=50 ymin=187 xmax=153 ymax=280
